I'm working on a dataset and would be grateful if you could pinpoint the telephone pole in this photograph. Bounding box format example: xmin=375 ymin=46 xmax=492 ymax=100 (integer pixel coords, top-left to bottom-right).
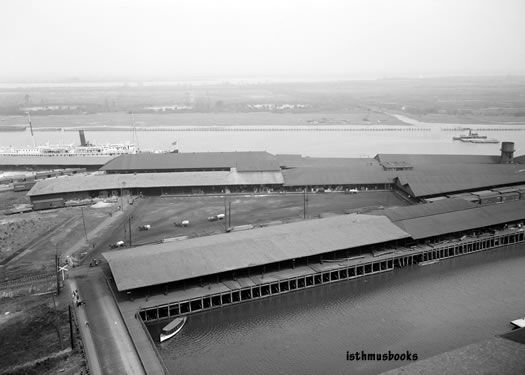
xmin=55 ymin=252 xmax=60 ymax=295
xmin=128 ymin=215 xmax=132 ymax=246
xmin=224 ymin=195 xmax=228 ymax=232
xmin=68 ymin=305 xmax=75 ymax=349
xmin=228 ymin=201 xmax=232 ymax=228
xmin=303 ymin=186 xmax=308 ymax=219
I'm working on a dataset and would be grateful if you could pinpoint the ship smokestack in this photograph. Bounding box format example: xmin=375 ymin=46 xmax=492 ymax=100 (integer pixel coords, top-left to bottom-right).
xmin=79 ymin=130 xmax=87 ymax=146
xmin=500 ymin=142 xmax=515 ymax=164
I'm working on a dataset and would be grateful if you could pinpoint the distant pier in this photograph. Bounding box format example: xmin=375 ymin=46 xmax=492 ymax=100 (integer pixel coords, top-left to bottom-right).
xmin=31 ymin=126 xmax=431 ymax=132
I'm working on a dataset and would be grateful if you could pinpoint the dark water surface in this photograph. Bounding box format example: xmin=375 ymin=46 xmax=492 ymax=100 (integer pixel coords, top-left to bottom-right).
xmin=152 ymin=245 xmax=525 ymax=375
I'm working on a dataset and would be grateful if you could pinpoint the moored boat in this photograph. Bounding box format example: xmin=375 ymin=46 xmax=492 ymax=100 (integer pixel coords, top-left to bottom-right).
xmin=160 ymin=316 xmax=187 ymax=343
xmin=510 ymin=317 xmax=525 ymax=329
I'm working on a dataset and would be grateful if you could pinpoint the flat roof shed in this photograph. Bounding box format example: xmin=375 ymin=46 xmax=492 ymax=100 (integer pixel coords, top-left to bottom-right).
xmin=100 ymin=151 xmax=281 ymax=172
xmin=369 ymin=198 xmax=478 ymax=222
xmin=28 ymin=170 xmax=284 ymax=197
xmin=282 ymin=166 xmax=391 ymax=186
xmin=103 ymin=214 xmax=410 ymax=291
xmin=394 ymin=200 xmax=525 ymax=239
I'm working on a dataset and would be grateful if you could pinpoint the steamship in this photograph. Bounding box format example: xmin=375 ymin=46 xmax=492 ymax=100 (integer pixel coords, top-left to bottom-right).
xmin=0 ymin=130 xmax=139 ymax=157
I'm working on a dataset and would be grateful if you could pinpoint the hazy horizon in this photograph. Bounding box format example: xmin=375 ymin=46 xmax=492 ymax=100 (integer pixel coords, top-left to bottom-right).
xmin=2 ymin=0 xmax=525 ymax=82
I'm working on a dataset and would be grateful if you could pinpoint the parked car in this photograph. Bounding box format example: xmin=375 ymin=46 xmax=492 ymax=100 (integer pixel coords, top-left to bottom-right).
xmin=208 ymin=214 xmax=225 ymax=221
xmin=174 ymin=219 xmax=190 ymax=227
xmin=138 ymin=224 xmax=151 ymax=231
xmin=109 ymin=240 xmax=125 ymax=249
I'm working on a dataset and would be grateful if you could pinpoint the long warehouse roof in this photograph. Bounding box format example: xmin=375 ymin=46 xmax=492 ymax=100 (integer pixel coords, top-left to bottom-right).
xmin=276 ymin=154 xmax=379 ymax=168
xmin=369 ymin=198 xmax=478 ymax=222
xmin=395 ymin=173 xmax=525 ymax=197
xmin=100 ymin=151 xmax=281 ymax=172
xmin=282 ymin=166 xmax=391 ymax=186
xmin=375 ymin=154 xmax=502 ymax=166
xmin=393 ymin=200 xmax=525 ymax=239
xmin=103 ymin=214 xmax=410 ymax=291
xmin=28 ymin=171 xmax=284 ymax=197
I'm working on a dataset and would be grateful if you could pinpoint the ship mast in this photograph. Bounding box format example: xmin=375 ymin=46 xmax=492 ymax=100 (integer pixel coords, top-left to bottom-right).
xmin=27 ymin=112 xmax=35 ymax=147
xmin=130 ymin=111 xmax=140 ymax=151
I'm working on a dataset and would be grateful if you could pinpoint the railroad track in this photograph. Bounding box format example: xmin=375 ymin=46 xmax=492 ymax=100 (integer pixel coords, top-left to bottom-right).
xmin=0 ymin=272 xmax=56 ymax=290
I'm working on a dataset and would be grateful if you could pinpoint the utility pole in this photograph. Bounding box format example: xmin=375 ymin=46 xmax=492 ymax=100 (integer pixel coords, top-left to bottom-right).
xmin=224 ymin=195 xmax=228 ymax=232
xmin=80 ymin=206 xmax=88 ymax=241
xmin=128 ymin=215 xmax=132 ymax=246
xmin=55 ymin=252 xmax=60 ymax=295
xmin=68 ymin=305 xmax=75 ymax=349
xmin=51 ymin=293 xmax=64 ymax=350
xmin=303 ymin=186 xmax=308 ymax=219
xmin=228 ymin=202 xmax=232 ymax=228
xmin=120 ymin=182 xmax=125 ymax=211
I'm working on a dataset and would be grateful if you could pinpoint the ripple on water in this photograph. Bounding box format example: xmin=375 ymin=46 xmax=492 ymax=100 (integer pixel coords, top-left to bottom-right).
xmin=153 ymin=245 xmax=525 ymax=375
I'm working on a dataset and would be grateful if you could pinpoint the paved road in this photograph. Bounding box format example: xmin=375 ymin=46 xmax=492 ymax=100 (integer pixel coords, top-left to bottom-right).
xmin=72 ymin=268 xmax=145 ymax=375
xmin=66 ymin=278 xmax=103 ymax=375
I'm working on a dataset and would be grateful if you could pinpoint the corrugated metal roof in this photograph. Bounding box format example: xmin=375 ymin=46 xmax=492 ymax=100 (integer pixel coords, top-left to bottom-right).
xmin=394 ymin=200 xmax=525 ymax=239
xmin=0 ymin=155 xmax=113 ymax=166
xmin=400 ymin=164 xmax=523 ymax=177
xmin=103 ymin=214 xmax=410 ymax=291
xmin=395 ymin=173 xmax=525 ymax=197
xmin=513 ymin=154 xmax=525 ymax=164
xmin=376 ymin=154 xmax=501 ymax=165
xmin=100 ymin=151 xmax=281 ymax=172
xmin=28 ymin=171 xmax=284 ymax=197
xmin=282 ymin=166 xmax=391 ymax=186
xmin=369 ymin=198 xmax=478 ymax=222
xmin=276 ymin=156 xmax=380 ymax=169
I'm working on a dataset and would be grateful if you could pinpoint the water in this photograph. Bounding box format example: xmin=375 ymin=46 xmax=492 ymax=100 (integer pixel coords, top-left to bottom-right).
xmin=1 ymin=113 xmax=525 ymax=157
xmin=152 ymin=245 xmax=525 ymax=375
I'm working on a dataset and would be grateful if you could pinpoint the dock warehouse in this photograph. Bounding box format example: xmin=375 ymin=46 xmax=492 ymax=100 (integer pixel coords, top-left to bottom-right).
xmin=104 ymin=214 xmax=411 ymax=292
xmin=26 ymin=170 xmax=284 ymax=201
xmin=104 ymin=199 xmax=525 ymax=322
xmin=371 ymin=199 xmax=525 ymax=239
xmin=100 ymin=151 xmax=281 ymax=173
xmin=25 ymin=148 xmax=525 ymax=202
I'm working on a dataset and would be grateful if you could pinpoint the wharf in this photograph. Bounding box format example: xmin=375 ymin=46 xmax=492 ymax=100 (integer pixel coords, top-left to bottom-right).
xmin=110 ymin=227 xmax=524 ymax=375
xmin=122 ymin=227 xmax=524 ymax=323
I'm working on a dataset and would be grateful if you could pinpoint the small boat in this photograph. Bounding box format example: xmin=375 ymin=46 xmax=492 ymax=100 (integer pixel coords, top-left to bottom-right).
xmin=452 ymin=128 xmax=488 ymax=141
xmin=160 ymin=316 xmax=187 ymax=343
xmin=510 ymin=317 xmax=525 ymax=329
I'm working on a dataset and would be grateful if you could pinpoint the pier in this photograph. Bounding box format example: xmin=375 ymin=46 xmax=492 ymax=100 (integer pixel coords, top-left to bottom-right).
xmin=32 ymin=126 xmax=432 ymax=132
xmin=134 ymin=227 xmax=524 ymax=323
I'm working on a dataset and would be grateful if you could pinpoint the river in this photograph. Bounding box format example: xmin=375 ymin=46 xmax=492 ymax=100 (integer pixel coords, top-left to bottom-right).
xmin=150 ymin=244 xmax=525 ymax=375
xmin=1 ymin=113 xmax=525 ymax=157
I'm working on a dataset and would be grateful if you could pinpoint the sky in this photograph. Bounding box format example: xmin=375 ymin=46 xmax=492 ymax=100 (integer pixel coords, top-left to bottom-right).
xmin=1 ymin=0 xmax=525 ymax=82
